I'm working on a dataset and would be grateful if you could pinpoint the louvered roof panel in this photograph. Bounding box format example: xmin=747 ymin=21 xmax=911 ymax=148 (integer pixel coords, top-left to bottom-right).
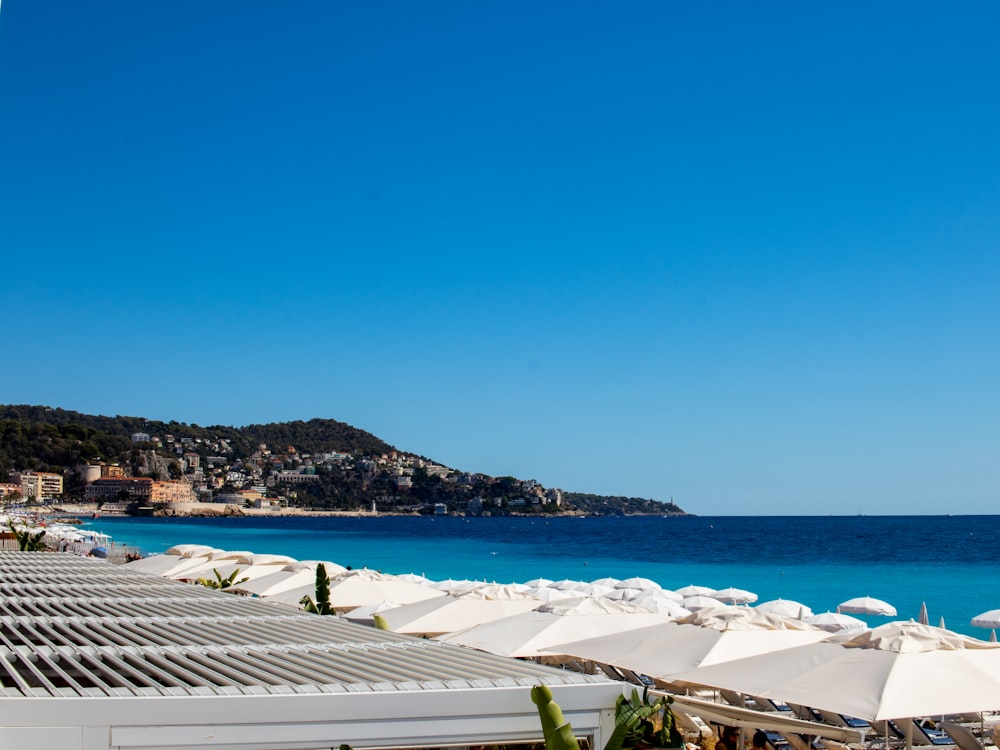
xmin=0 ymin=552 xmax=608 ymax=699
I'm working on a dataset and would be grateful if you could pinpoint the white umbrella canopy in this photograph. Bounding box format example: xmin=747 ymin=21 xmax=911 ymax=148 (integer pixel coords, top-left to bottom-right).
xmin=523 ymin=578 xmax=554 ymax=588
xmin=838 ymin=596 xmax=897 ymax=616
xmin=342 ymin=599 xmax=401 ymax=625
xmin=971 ymin=609 xmax=1000 ymax=629
xmin=123 ymin=548 xmax=222 ymax=576
xmin=605 ymin=587 xmax=643 ymax=601
xmin=166 ymin=550 xmax=257 ymax=580
xmin=430 ymin=578 xmax=482 ymax=593
xmin=543 ymin=613 xmax=829 ymax=680
xmin=676 ymin=604 xmax=818 ymax=631
xmin=230 ymin=560 xmax=346 ymax=597
xmin=184 ymin=553 xmax=299 ymax=585
xmin=616 ymin=577 xmax=661 ymax=591
xmin=684 ymin=595 xmax=729 ymax=612
xmin=435 ymin=596 xmax=671 ymax=658
xmin=669 ymin=621 xmax=1000 ymax=723
xmin=712 ymin=587 xmax=759 ymax=605
xmin=267 ymin=569 xmax=447 ymax=611
xmin=806 ymin=611 xmax=869 ymax=632
xmin=756 ymin=599 xmax=814 ymax=619
xmin=590 ymin=577 xmax=621 ymax=588
xmin=630 ymin=596 xmax=692 ymax=618
xmin=164 ymin=544 xmax=218 ymax=557
xmin=676 ymin=584 xmax=717 ymax=597
xmin=528 ymin=587 xmax=578 ymax=603
xmin=376 ymin=587 xmax=541 ymax=637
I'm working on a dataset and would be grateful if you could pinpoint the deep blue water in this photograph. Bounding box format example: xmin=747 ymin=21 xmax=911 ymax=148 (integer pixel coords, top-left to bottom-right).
xmin=86 ymin=514 xmax=1000 ymax=637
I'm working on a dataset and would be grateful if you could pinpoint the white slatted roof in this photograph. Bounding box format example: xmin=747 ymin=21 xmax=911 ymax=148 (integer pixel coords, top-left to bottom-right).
xmin=0 ymin=552 xmax=621 ymax=749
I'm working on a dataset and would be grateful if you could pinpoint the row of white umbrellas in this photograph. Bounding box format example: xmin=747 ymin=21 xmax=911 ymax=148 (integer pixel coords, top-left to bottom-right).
xmin=122 ymin=546 xmax=1000 ymax=638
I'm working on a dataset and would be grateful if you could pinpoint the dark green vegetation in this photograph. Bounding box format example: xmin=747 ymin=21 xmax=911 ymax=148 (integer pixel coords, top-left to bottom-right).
xmin=0 ymin=404 xmax=687 ymax=516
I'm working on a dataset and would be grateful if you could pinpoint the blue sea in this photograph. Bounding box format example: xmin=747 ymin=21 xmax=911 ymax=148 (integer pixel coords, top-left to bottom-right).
xmin=85 ymin=514 xmax=1000 ymax=638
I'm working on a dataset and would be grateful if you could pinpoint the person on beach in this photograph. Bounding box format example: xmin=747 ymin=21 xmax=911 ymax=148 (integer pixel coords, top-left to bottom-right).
xmin=717 ymin=726 xmax=740 ymax=750
xmin=752 ymin=730 xmax=768 ymax=750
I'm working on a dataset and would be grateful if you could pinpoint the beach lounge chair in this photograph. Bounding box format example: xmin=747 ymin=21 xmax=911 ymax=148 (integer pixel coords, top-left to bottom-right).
xmin=788 ymin=704 xmax=823 ymax=722
xmin=909 ymin=720 xmax=953 ymax=746
xmin=941 ymin=723 xmax=984 ymax=750
xmin=816 ymin=708 xmax=870 ymax=730
xmin=752 ymin=695 xmax=793 ymax=712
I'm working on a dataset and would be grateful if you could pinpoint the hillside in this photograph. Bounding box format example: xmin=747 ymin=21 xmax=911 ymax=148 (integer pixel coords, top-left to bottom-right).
xmin=0 ymin=404 xmax=688 ymax=516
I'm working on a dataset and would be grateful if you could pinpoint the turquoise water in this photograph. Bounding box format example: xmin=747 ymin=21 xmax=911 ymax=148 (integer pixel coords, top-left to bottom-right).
xmin=85 ymin=514 xmax=1000 ymax=637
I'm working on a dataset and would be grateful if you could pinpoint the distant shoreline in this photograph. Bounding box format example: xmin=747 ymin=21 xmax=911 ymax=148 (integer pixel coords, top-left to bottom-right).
xmin=47 ymin=502 xmax=690 ymax=520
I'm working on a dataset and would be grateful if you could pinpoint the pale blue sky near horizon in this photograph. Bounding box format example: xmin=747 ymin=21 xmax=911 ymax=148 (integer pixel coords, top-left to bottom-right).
xmin=2 ymin=2 xmax=998 ymax=515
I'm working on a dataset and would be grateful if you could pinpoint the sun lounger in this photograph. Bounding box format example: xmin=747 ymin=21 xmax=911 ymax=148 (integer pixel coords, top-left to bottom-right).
xmin=909 ymin=720 xmax=954 ymax=746
xmin=941 ymin=723 xmax=984 ymax=750
xmin=816 ymin=708 xmax=870 ymax=730
xmin=788 ymin=704 xmax=823 ymax=722
xmin=752 ymin=695 xmax=793 ymax=712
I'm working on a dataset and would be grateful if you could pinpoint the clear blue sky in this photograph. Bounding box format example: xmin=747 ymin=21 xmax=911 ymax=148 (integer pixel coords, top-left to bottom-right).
xmin=2 ymin=2 xmax=998 ymax=515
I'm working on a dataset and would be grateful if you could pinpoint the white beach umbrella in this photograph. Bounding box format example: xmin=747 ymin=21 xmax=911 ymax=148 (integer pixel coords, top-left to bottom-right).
xmin=430 ymin=578 xmax=482 ymax=593
xmin=631 ymin=596 xmax=692 ymax=618
xmin=528 ymin=587 xmax=578 ymax=603
xmin=676 ymin=584 xmax=717 ymax=597
xmin=917 ymin=602 xmax=929 ymax=626
xmin=550 ymin=578 xmax=590 ymax=591
xmin=231 ymin=560 xmax=346 ymax=597
xmin=670 ymin=622 xmax=1000 ymax=724
xmin=805 ymin=611 xmax=868 ymax=632
xmin=395 ymin=573 xmax=431 ymax=584
xmin=436 ymin=596 xmax=671 ymax=658
xmin=590 ymin=577 xmax=621 ymax=588
xmin=684 ymin=595 xmax=728 ymax=612
xmin=167 ymin=550 xmax=257 ymax=580
xmin=123 ymin=548 xmax=224 ymax=576
xmin=837 ymin=596 xmax=897 ymax=616
xmin=605 ymin=587 xmax=643 ymax=601
xmin=164 ymin=544 xmax=217 ymax=556
xmin=377 ymin=587 xmax=541 ymax=637
xmin=544 ymin=610 xmax=828 ymax=680
xmin=616 ymin=577 xmax=661 ymax=591
xmin=268 ymin=568 xmax=447 ymax=611
xmin=175 ymin=553 xmax=298 ymax=585
xmin=712 ymin=587 xmax=759 ymax=605
xmin=971 ymin=609 xmax=1000 ymax=629
xmin=523 ymin=578 xmax=554 ymax=588
xmin=342 ymin=599 xmax=401 ymax=625
xmin=756 ymin=599 xmax=813 ymax=619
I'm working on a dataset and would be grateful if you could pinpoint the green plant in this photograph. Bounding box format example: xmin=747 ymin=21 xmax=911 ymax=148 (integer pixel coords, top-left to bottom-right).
xmin=300 ymin=563 xmax=333 ymax=615
xmin=532 ymin=685 xmax=681 ymax=750
xmin=606 ymin=688 xmax=680 ymax=750
xmin=195 ymin=567 xmax=250 ymax=591
xmin=531 ymin=684 xmax=581 ymax=750
xmin=7 ymin=520 xmax=47 ymax=551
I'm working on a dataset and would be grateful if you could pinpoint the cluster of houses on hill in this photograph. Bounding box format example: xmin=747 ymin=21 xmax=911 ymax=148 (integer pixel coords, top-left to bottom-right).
xmin=2 ymin=430 xmax=564 ymax=515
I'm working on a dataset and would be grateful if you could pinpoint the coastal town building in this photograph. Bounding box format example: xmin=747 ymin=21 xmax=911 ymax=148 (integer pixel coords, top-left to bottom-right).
xmin=0 ymin=482 xmax=22 ymax=500
xmin=10 ymin=471 xmax=63 ymax=500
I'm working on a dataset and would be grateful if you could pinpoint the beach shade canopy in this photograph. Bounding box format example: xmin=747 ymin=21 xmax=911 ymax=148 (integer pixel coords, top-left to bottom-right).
xmin=165 ymin=550 xmax=257 ymax=581
xmin=631 ymin=596 xmax=692 ymax=618
xmin=89 ymin=546 xmax=108 ymax=558
xmin=712 ymin=586 xmax=759 ymax=605
xmin=676 ymin=584 xmax=717 ymax=597
xmin=122 ymin=548 xmax=224 ymax=577
xmin=756 ymin=599 xmax=814 ymax=619
xmin=268 ymin=568 xmax=447 ymax=611
xmin=684 ymin=594 xmax=729 ymax=612
xmin=542 ymin=608 xmax=828 ymax=680
xmin=376 ymin=586 xmax=541 ymax=637
xmin=528 ymin=586 xmax=578 ymax=603
xmin=590 ymin=577 xmax=621 ymax=588
xmin=668 ymin=621 xmax=1000 ymax=723
xmin=605 ymin=587 xmax=643 ymax=601
xmin=616 ymin=576 xmax=662 ymax=591
xmin=805 ymin=611 xmax=868 ymax=632
xmin=435 ymin=595 xmax=671 ymax=658
xmin=230 ymin=560 xmax=347 ymax=597
xmin=918 ymin=602 xmax=929 ymax=625
xmin=175 ymin=553 xmax=298 ymax=585
xmin=837 ymin=596 xmax=897 ymax=616
xmin=430 ymin=578 xmax=482 ymax=594
xmin=522 ymin=577 xmax=554 ymax=588
xmin=164 ymin=544 xmax=218 ymax=557
xmin=341 ymin=599 xmax=402 ymax=625
xmin=971 ymin=609 xmax=1000 ymax=629
xmin=394 ymin=572 xmax=432 ymax=584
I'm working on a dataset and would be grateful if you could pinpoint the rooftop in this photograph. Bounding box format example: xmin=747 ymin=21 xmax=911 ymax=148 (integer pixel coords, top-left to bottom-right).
xmin=0 ymin=552 xmax=621 ymax=749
